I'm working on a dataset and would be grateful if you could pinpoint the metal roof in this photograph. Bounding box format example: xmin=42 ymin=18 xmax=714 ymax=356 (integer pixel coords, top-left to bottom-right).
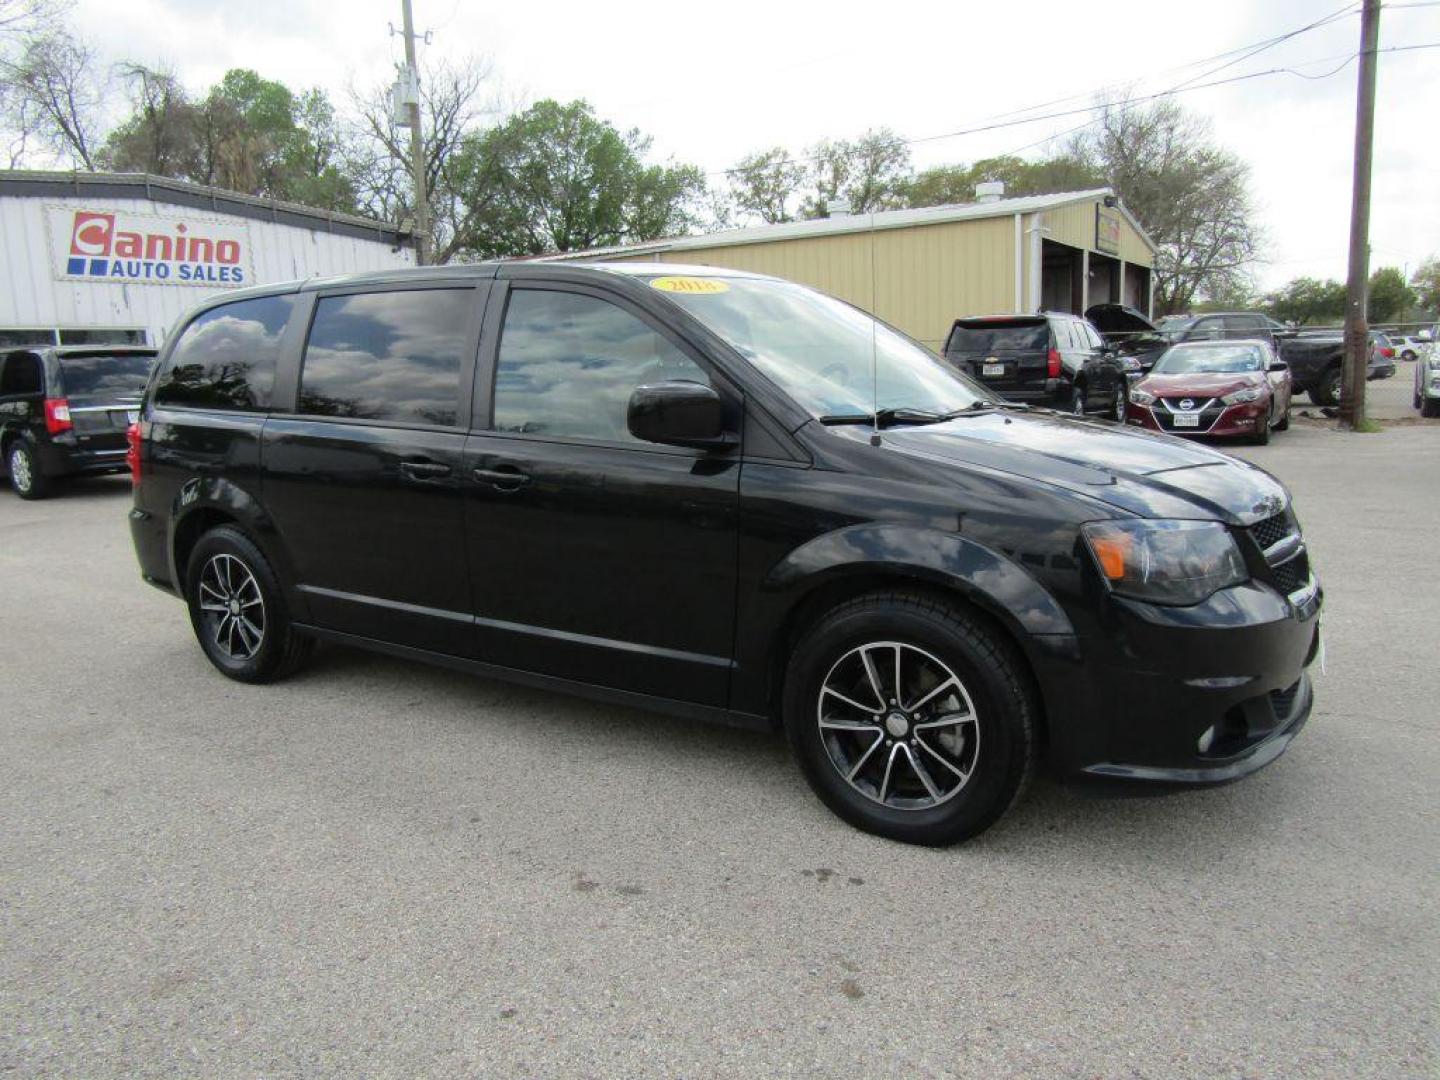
xmin=0 ymin=170 xmax=409 ymax=246
xmin=539 ymin=188 xmax=1158 ymax=261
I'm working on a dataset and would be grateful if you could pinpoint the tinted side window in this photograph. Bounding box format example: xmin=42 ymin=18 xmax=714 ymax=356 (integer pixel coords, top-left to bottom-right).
xmin=493 ymin=289 xmax=710 ymax=444
xmin=298 ymin=289 xmax=472 ymax=427
xmin=1083 ymin=323 xmax=1107 ymax=350
xmin=154 ymin=295 xmax=296 ymax=410
xmin=1 ymin=352 xmax=43 ymax=395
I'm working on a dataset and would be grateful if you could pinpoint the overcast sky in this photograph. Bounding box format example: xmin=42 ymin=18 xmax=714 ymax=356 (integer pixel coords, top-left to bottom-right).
xmin=69 ymin=0 xmax=1440 ymax=290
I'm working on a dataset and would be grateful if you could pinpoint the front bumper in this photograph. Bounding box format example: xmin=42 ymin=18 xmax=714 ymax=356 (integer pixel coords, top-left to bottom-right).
xmin=1125 ymin=399 xmax=1267 ymax=439
xmin=1040 ymin=577 xmax=1322 ymax=786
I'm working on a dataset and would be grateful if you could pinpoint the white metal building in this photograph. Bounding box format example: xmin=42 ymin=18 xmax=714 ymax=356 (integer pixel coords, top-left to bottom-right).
xmin=0 ymin=171 xmax=414 ymax=347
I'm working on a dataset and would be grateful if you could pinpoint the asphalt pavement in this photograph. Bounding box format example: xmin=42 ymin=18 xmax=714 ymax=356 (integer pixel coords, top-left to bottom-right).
xmin=1 ymin=413 xmax=1436 ymax=1078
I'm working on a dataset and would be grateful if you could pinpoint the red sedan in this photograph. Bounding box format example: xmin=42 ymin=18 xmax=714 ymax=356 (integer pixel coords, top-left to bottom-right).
xmin=1125 ymin=340 xmax=1293 ymax=445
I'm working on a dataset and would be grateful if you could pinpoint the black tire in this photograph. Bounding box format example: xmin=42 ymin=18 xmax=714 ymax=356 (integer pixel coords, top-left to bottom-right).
xmin=1309 ymin=367 xmax=1342 ymax=407
xmin=1417 ymin=389 xmax=1424 ymax=410
xmin=1251 ymin=410 xmax=1271 ymax=445
xmin=1274 ymin=400 xmax=1290 ymax=431
xmin=782 ymin=591 xmax=1035 ymax=846
xmin=184 ymin=525 xmax=313 ymax=683
xmin=6 ymin=439 xmax=50 ymax=500
xmin=1401 ymin=350 xmax=1416 ymax=362
xmin=1423 ymin=397 xmax=1440 ymax=419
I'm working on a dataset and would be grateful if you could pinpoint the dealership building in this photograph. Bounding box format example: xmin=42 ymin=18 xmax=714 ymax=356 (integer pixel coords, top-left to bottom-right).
xmin=0 ymin=170 xmax=413 ymax=348
xmin=543 ymin=185 xmax=1158 ymax=351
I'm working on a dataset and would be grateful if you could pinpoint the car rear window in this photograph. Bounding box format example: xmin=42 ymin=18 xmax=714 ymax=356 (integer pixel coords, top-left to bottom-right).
xmin=58 ymin=353 xmax=153 ymax=398
xmin=947 ymin=321 xmax=1048 ymax=354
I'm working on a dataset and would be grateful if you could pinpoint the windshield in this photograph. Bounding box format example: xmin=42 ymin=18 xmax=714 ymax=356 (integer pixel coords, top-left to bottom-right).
xmin=1156 ymin=315 xmax=1194 ymax=332
xmin=57 ymin=352 xmax=154 ymax=397
xmin=648 ymin=275 xmax=986 ymax=418
xmin=947 ymin=321 xmax=1048 ymax=354
xmin=1152 ymin=344 xmax=1265 ymax=375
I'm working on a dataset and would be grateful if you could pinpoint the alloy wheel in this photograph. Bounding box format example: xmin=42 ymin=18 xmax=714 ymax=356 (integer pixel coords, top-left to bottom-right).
xmin=816 ymin=641 xmax=980 ymax=810
xmin=197 ymin=553 xmax=266 ymax=661
xmin=10 ymin=448 xmax=32 ymax=493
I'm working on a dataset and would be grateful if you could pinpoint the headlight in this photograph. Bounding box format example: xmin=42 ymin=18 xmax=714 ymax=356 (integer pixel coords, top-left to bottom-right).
xmin=1222 ymin=387 xmax=1262 ymax=404
xmin=1081 ymin=520 xmax=1248 ymax=605
xmin=1129 ymin=389 xmax=1156 ymax=405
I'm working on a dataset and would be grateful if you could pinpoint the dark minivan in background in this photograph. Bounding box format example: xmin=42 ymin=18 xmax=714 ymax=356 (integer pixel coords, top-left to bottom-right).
xmin=1 ymin=346 xmax=155 ymax=499
xmin=942 ymin=312 xmax=1128 ymax=419
xmin=128 ymin=263 xmax=1321 ymax=845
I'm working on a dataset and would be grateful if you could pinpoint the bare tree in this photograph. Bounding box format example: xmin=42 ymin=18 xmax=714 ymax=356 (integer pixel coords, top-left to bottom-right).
xmin=2 ymin=25 xmax=103 ymax=168
xmin=101 ymin=63 xmax=197 ymax=175
xmin=1069 ymin=98 xmax=1260 ymax=314
xmin=346 ymin=55 xmax=498 ymax=262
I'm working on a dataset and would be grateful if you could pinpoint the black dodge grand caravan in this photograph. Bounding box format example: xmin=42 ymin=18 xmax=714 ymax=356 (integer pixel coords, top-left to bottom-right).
xmin=128 ymin=262 xmax=1322 ymax=845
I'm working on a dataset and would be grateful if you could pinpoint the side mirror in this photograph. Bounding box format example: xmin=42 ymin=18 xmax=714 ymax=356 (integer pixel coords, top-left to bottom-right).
xmin=1268 ymin=360 xmax=1288 ymax=372
xmin=627 ymin=380 xmax=732 ymax=450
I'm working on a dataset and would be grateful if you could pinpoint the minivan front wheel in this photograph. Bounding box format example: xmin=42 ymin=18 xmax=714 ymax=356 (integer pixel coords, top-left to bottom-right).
xmin=185 ymin=526 xmax=313 ymax=683
xmin=783 ymin=592 xmax=1035 ymax=845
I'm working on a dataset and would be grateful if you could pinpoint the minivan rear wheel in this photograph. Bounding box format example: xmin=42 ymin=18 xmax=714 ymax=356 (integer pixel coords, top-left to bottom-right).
xmin=7 ymin=440 xmax=49 ymax=500
xmin=185 ymin=525 xmax=313 ymax=683
xmin=783 ymin=591 xmax=1035 ymax=846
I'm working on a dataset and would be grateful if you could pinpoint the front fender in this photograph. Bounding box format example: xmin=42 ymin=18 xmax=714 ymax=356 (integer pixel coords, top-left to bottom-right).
xmin=764 ymin=523 xmax=1076 ymax=639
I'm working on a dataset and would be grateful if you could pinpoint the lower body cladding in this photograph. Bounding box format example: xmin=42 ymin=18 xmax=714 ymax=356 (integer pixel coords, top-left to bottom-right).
xmin=1032 ymin=580 xmax=1322 ymax=785
xmin=1126 ymin=399 xmax=1267 ymax=439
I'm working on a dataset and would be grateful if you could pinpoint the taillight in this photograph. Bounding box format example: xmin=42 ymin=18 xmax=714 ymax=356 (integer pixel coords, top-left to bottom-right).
xmin=126 ymin=422 xmax=142 ymax=485
xmin=44 ymin=398 xmax=72 ymax=435
xmin=1047 ymin=348 xmax=1062 ymax=379
xmin=1381 ymin=347 xmax=1395 ymax=358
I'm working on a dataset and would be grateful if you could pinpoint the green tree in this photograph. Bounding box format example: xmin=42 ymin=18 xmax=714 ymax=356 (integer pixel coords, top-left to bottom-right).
xmin=800 ymin=127 xmax=911 ymax=217
xmin=1068 ymin=98 xmax=1260 ymax=315
xmin=906 ymin=155 xmax=1102 ymax=207
xmin=1261 ymin=277 xmax=1346 ymax=325
xmin=1412 ymin=257 xmax=1440 ymax=316
xmin=1367 ymin=266 xmax=1415 ymax=322
xmin=452 ymin=99 xmax=705 ymax=259
xmin=724 ymin=146 xmax=806 ymax=224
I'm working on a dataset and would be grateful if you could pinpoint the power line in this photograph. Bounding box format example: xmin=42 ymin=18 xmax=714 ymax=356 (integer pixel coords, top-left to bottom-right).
xmin=707 ymin=43 xmax=1440 ymax=180
xmin=709 ymin=4 xmax=1363 ymax=179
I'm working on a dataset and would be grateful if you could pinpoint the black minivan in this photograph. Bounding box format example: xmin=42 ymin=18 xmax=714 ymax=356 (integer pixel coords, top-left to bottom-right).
xmin=2 ymin=346 xmax=155 ymax=498
xmin=128 ymin=263 xmax=1322 ymax=845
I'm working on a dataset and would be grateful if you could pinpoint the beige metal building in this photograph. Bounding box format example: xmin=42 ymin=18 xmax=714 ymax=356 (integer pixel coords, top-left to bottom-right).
xmin=543 ymin=186 xmax=1157 ymax=351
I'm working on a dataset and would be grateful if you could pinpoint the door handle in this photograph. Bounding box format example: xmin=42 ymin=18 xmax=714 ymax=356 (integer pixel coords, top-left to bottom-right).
xmin=473 ymin=467 xmax=531 ymax=491
xmin=399 ymin=460 xmax=453 ymax=479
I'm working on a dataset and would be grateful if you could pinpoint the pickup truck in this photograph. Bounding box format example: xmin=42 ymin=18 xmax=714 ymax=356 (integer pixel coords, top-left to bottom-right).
xmin=1155 ymin=312 xmax=1347 ymax=405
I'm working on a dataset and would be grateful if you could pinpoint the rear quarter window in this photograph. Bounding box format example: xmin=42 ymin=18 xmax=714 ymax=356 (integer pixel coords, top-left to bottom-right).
xmin=154 ymin=295 xmax=297 ymax=410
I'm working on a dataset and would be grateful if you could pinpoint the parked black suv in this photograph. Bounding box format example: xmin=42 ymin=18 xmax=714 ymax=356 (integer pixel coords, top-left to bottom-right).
xmin=942 ymin=312 xmax=1128 ymax=419
xmin=128 ymin=264 xmax=1322 ymax=845
xmin=2 ymin=346 xmax=155 ymax=498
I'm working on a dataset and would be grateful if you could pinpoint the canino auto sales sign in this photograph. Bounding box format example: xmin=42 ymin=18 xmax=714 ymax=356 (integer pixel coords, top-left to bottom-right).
xmin=47 ymin=206 xmax=253 ymax=288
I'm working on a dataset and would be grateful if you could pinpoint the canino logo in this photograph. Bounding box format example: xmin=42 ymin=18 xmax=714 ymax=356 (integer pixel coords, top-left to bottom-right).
xmin=70 ymin=212 xmax=115 ymax=256
xmin=57 ymin=207 xmax=248 ymax=286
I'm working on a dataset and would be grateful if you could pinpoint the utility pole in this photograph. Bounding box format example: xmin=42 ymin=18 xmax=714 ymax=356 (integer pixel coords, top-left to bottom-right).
xmin=1339 ymin=0 xmax=1381 ymax=430
xmin=400 ymin=0 xmax=429 ymax=265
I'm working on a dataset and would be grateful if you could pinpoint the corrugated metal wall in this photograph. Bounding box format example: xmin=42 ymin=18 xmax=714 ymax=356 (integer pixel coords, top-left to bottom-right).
xmin=0 ymin=194 xmax=412 ymax=343
xmin=605 ymin=199 xmax=1152 ymax=349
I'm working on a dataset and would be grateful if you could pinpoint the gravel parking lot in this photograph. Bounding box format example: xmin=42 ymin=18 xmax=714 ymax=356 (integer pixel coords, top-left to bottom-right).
xmin=2 ymin=415 xmax=1436 ymax=1077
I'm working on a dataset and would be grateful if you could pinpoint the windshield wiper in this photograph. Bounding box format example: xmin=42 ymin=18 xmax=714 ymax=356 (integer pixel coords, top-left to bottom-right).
xmin=819 ymin=401 xmax=998 ymax=428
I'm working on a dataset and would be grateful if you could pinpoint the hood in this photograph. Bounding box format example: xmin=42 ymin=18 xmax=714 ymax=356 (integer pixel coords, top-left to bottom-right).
xmin=1137 ymin=371 xmax=1266 ymax=398
xmin=1084 ymin=304 xmax=1159 ymax=335
xmin=853 ymin=409 xmax=1287 ymax=523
